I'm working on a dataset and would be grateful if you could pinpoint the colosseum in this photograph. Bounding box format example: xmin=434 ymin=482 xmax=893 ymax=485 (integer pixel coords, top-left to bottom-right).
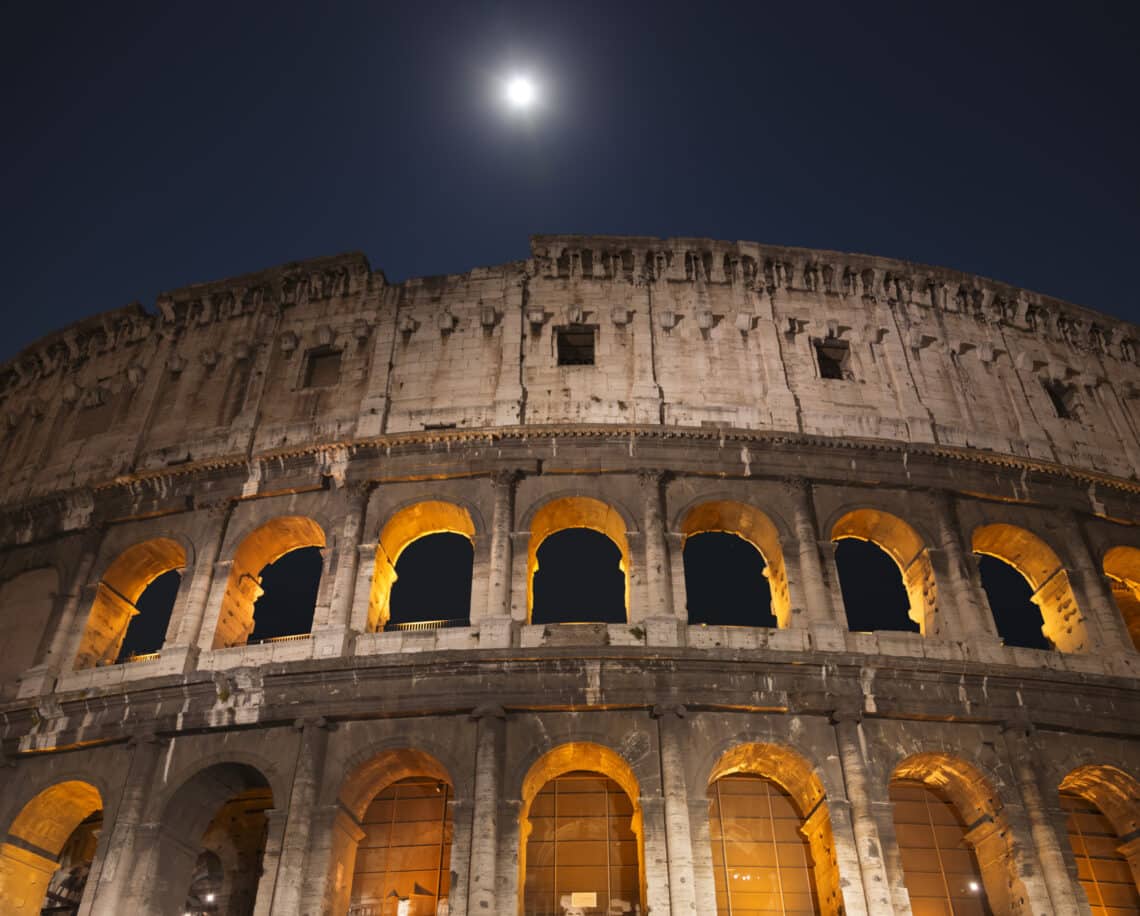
xmin=0 ymin=235 xmax=1138 ymax=916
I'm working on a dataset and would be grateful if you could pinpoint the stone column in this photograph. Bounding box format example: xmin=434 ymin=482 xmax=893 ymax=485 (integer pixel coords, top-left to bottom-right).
xmin=640 ymin=471 xmax=673 ymax=619
xmin=928 ymin=490 xmax=998 ymax=643
xmin=195 ymin=558 xmax=235 ymax=652
xmin=637 ymin=795 xmax=673 ymax=914
xmin=831 ymin=710 xmax=894 ymax=914
xmin=480 ymin=471 xmax=518 ymax=648
xmin=23 ymin=544 xmax=101 ymax=692
xmin=444 ymin=797 xmax=473 ymax=916
xmin=83 ymin=734 xmax=168 ymax=914
xmin=251 ymin=808 xmax=289 ymax=916
xmin=1066 ymin=512 xmax=1137 ymax=655
xmin=653 ymin=704 xmax=697 ymax=914
xmin=300 ymin=803 xmax=364 ymax=916
xmin=468 ymin=705 xmax=505 ymax=913
xmin=268 ymin=717 xmax=332 ymax=914
xmin=785 ymin=479 xmax=846 ymax=647
xmin=1001 ymin=720 xmax=1082 ymax=915
xmin=313 ymin=486 xmax=369 ymax=658
xmin=1118 ymin=835 xmax=1140 ymax=892
xmin=163 ymin=504 xmax=232 ymax=672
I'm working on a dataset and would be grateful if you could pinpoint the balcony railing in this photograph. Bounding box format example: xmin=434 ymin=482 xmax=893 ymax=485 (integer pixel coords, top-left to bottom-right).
xmin=384 ymin=618 xmax=469 ymax=633
xmin=249 ymin=632 xmax=312 ymax=645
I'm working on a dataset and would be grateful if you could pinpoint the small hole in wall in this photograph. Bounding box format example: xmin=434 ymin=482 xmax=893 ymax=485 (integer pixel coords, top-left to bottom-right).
xmin=556 ymin=325 xmax=596 ymax=366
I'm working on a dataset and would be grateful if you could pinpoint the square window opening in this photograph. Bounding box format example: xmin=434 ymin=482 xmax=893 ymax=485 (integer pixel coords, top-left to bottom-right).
xmin=815 ymin=337 xmax=850 ymax=380
xmin=1043 ymin=378 xmax=1077 ymax=420
xmin=556 ymin=325 xmax=596 ymax=366
xmin=304 ymin=348 xmax=342 ymax=388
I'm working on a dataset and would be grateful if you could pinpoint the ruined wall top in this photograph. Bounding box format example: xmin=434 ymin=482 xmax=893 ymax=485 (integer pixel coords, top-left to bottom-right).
xmin=2 ymin=236 xmax=1139 ymax=507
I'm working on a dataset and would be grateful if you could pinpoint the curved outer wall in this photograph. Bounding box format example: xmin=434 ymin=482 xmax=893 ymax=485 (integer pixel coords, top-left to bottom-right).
xmin=0 ymin=235 xmax=1139 ymax=915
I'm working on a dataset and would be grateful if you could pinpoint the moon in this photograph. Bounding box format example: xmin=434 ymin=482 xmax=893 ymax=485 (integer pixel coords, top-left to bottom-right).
xmin=504 ymin=75 xmax=537 ymax=110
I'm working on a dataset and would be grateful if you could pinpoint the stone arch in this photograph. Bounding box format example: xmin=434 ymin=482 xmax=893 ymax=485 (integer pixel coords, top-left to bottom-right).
xmin=1058 ymin=764 xmax=1140 ymax=909
xmin=705 ymin=742 xmax=840 ymax=915
xmin=525 ymin=496 xmax=631 ymax=623
xmin=891 ymin=752 xmax=1031 ymax=914
xmin=367 ymin=500 xmax=476 ymax=631
xmin=327 ymin=747 xmax=457 ymax=916
xmin=0 ymin=567 xmax=59 ymax=687
xmin=678 ymin=499 xmax=792 ymax=627
xmin=213 ymin=515 xmax=326 ymax=648
xmin=75 ymin=538 xmax=187 ymax=669
xmin=830 ymin=508 xmax=937 ymax=634
xmin=141 ymin=760 xmax=274 ymax=916
xmin=0 ymin=780 xmax=103 ymax=916
xmin=518 ymin=741 xmax=646 ymax=916
xmin=1104 ymin=546 xmax=1140 ymax=652
xmin=972 ymin=523 xmax=1089 ymax=652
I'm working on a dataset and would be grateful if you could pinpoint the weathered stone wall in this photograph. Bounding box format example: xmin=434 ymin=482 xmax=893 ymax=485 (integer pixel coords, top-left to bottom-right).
xmin=1 ymin=238 xmax=1139 ymax=915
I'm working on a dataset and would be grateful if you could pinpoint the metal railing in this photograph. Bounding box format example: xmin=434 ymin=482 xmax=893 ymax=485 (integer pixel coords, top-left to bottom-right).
xmin=383 ymin=618 xmax=469 ymax=633
xmin=124 ymin=651 xmax=161 ymax=664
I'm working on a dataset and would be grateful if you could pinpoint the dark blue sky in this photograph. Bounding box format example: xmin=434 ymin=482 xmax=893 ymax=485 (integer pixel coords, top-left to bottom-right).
xmin=3 ymin=0 xmax=1138 ymax=362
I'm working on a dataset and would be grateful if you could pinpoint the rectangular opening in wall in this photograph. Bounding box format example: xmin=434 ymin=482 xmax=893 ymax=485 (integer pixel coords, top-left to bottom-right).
xmin=303 ymin=348 xmax=342 ymax=388
xmin=814 ymin=337 xmax=850 ymax=380
xmin=556 ymin=325 xmax=596 ymax=366
xmin=1043 ymin=378 xmax=1076 ymax=419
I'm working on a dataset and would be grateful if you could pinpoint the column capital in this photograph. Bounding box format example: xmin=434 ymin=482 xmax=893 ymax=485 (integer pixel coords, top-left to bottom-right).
xmin=830 ymin=706 xmax=863 ymax=726
xmin=637 ymin=468 xmax=671 ymax=487
xmin=471 ymin=703 xmax=506 ymax=721
xmin=650 ymin=702 xmax=687 ymax=720
xmin=490 ymin=467 xmax=522 ymax=487
xmin=293 ymin=715 xmax=334 ymax=731
xmin=1000 ymin=710 xmax=1036 ymax=737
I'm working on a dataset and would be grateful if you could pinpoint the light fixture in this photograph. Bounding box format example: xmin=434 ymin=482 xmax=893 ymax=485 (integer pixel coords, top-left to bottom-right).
xmin=205 ymin=893 xmax=216 ymax=903
xmin=968 ymin=880 xmax=980 ymax=892
xmin=504 ymin=75 xmax=537 ymax=110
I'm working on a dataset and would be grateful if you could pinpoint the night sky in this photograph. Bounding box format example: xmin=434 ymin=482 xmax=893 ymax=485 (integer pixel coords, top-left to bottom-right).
xmin=3 ymin=1 xmax=1139 ymax=363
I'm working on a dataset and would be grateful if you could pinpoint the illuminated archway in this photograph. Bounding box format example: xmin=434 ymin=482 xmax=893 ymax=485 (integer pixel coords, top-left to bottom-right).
xmin=972 ymin=524 xmax=1088 ymax=652
xmin=75 ymin=538 xmax=186 ymax=669
xmin=214 ymin=516 xmax=325 ymax=648
xmin=0 ymin=780 xmax=103 ymax=916
xmin=707 ymin=743 xmax=840 ymax=915
xmin=0 ymin=568 xmax=58 ymax=686
xmin=891 ymin=753 xmax=1027 ymax=914
xmin=526 ymin=497 xmax=630 ymax=624
xmin=519 ymin=742 xmax=644 ymax=916
xmin=1059 ymin=765 xmax=1140 ymax=913
xmin=368 ymin=501 xmax=476 ymax=631
xmin=1104 ymin=547 xmax=1140 ymax=652
xmin=680 ymin=501 xmax=791 ymax=627
xmin=325 ymin=748 xmax=455 ymax=916
xmin=831 ymin=509 xmax=935 ymax=634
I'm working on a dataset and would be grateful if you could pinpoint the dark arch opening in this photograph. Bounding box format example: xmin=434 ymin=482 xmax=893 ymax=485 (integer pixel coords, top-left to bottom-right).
xmin=388 ymin=532 xmax=474 ymax=628
xmin=248 ymin=546 xmax=322 ymax=642
xmin=976 ymin=555 xmax=1051 ymax=650
xmin=532 ymin=528 xmax=625 ymax=624
xmin=116 ymin=569 xmax=181 ymax=662
xmin=835 ymin=538 xmax=918 ymax=633
xmin=684 ymin=531 xmax=776 ymax=627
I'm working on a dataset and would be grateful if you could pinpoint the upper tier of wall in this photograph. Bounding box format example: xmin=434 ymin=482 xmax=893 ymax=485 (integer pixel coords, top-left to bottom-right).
xmin=3 ymin=235 xmax=1139 ymax=506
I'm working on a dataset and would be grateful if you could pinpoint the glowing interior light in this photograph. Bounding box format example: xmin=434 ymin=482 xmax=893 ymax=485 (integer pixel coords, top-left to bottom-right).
xmin=968 ymin=880 xmax=980 ymax=892
xmin=205 ymin=892 xmax=216 ymax=902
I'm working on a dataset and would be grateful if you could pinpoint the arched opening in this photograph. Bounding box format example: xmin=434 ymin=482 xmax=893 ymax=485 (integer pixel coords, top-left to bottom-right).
xmin=1104 ymin=547 xmax=1140 ymax=652
xmin=0 ymin=568 xmax=58 ymax=688
xmin=214 ymin=517 xmax=325 ymax=648
xmin=972 ymin=524 xmax=1088 ymax=652
xmin=388 ymin=535 xmax=474 ymax=630
xmin=527 ymin=497 xmax=630 ymax=625
xmin=149 ymin=763 xmax=273 ymax=916
xmin=891 ymin=753 xmax=1029 ymax=916
xmin=520 ymin=743 xmax=644 ymax=916
xmin=680 ymin=501 xmax=790 ymax=627
xmin=369 ymin=502 xmax=476 ymax=632
xmin=975 ymin=556 xmax=1050 ymax=650
xmin=0 ymin=780 xmax=103 ymax=916
xmin=330 ymin=749 xmax=456 ymax=916
xmin=75 ymin=538 xmax=186 ymax=669
xmin=707 ymin=743 xmax=841 ymax=916
xmin=1059 ymin=765 xmax=1140 ymax=915
xmin=831 ymin=509 xmax=933 ymax=635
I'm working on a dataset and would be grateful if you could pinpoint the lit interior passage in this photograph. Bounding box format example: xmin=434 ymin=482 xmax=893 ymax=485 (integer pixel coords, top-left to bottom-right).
xmin=889 ymin=780 xmax=992 ymax=916
xmin=524 ymin=772 xmax=640 ymax=915
xmin=75 ymin=538 xmax=186 ymax=669
xmin=527 ymin=497 xmax=630 ymax=625
xmin=179 ymin=787 xmax=272 ymax=915
xmin=350 ymin=777 xmax=453 ymax=914
xmin=709 ymin=774 xmax=820 ymax=915
xmin=972 ymin=523 xmax=1088 ymax=652
xmin=679 ymin=501 xmax=790 ymax=628
xmin=214 ymin=516 xmax=325 ymax=648
xmin=0 ymin=780 xmax=102 ymax=916
xmin=831 ymin=509 xmax=934 ymax=635
xmin=369 ymin=501 xmax=476 ymax=632
xmin=1104 ymin=546 xmax=1140 ymax=652
xmin=1060 ymin=792 xmax=1140 ymax=915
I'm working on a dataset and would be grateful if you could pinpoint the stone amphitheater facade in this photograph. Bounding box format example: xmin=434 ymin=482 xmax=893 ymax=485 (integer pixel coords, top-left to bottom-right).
xmin=1 ymin=234 xmax=1139 ymax=916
